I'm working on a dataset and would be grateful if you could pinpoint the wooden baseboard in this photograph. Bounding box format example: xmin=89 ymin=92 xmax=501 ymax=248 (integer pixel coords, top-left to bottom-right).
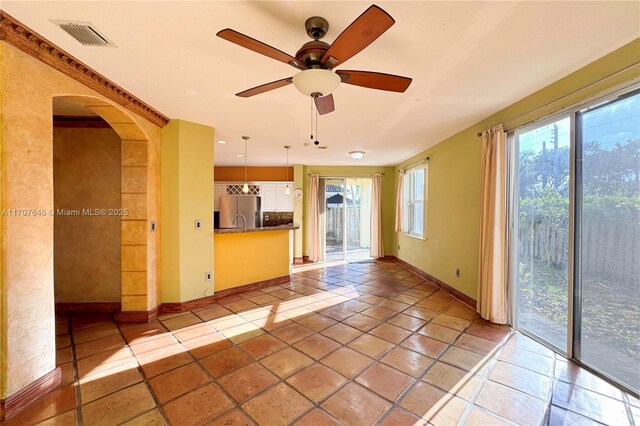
xmin=387 ymin=256 xmax=477 ymax=309
xmin=116 ymin=306 xmax=159 ymax=323
xmin=55 ymin=302 xmax=121 ymax=313
xmin=0 ymin=367 xmax=61 ymax=421
xmin=160 ymin=275 xmax=291 ymax=313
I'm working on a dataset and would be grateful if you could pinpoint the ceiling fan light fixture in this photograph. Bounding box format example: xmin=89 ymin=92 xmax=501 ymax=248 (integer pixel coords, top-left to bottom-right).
xmin=292 ymin=69 xmax=340 ymax=97
xmin=349 ymin=150 xmax=365 ymax=160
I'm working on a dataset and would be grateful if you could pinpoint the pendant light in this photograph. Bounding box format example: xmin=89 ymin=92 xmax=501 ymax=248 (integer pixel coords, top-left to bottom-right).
xmin=242 ymin=136 xmax=250 ymax=193
xmin=284 ymin=145 xmax=291 ymax=195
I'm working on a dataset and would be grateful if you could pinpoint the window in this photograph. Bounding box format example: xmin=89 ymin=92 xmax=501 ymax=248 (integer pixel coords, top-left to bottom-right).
xmin=403 ymin=167 xmax=426 ymax=238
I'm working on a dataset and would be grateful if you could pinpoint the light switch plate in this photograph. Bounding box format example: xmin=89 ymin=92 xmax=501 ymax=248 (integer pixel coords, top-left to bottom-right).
xmin=195 ymin=220 xmax=202 ymax=230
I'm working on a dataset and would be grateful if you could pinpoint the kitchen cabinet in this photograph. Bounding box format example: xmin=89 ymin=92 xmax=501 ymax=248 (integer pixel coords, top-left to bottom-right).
xmin=276 ymin=183 xmax=293 ymax=212
xmin=259 ymin=183 xmax=277 ymax=211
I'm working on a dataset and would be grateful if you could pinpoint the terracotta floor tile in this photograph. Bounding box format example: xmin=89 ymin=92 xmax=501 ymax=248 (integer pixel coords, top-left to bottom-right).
xmin=129 ymin=334 xmax=178 ymax=358
xmin=75 ymin=333 xmax=126 ymax=359
xmin=252 ymin=315 xmax=293 ymax=332
xmin=79 ymin=366 xmax=143 ymax=403
xmin=34 ymin=409 xmax=77 ymax=426
xmin=454 ymin=333 xmax=501 ymax=356
xmin=357 ymin=294 xmax=385 ymax=305
xmin=220 ymin=322 xmax=265 ymax=344
xmin=466 ymin=322 xmax=511 ymax=342
xmin=3 ymin=384 xmax=76 ymax=426
xmin=356 ymin=362 xmax=414 ymax=402
xmin=149 ymin=363 xmax=211 ymax=403
xmin=362 ymin=306 xmax=397 ymax=321
xmin=444 ymin=303 xmax=480 ymax=321
xmin=172 ymin=322 xmax=217 ymax=343
xmin=293 ymin=334 xmax=341 ymax=360
xmin=321 ymin=347 xmax=375 ymax=379
xmin=499 ymin=344 xmax=554 ymax=375
xmin=242 ymin=383 xmax=313 ymax=426
xmin=431 ymin=314 xmax=471 ymax=331
xmin=403 ymin=306 xmax=438 ymax=321
xmin=206 ymin=408 xmax=253 ymax=426
xmin=287 ymin=363 xmax=347 ymax=403
xmin=295 ymin=314 xmax=337 ymax=331
xmin=73 ymin=323 xmax=120 ymax=344
xmin=225 ymin=299 xmax=260 ymax=313
xmin=551 ymin=380 xmax=629 ymax=425
xmin=271 ymin=323 xmax=314 ymax=344
xmin=320 ymin=323 xmax=363 ymax=344
xmin=400 ymin=382 xmax=466 ymax=423
xmin=381 ymin=347 xmax=434 ymax=377
xmin=387 ymin=313 xmax=427 ymax=331
xmin=340 ymin=299 xmax=373 ymax=313
xmin=71 ymin=314 xmax=113 ymax=331
xmin=294 ymin=409 xmax=341 ymax=426
xmin=59 ymin=361 xmax=75 ymax=385
xmin=77 ymin=348 xmax=137 ymax=378
xmin=321 ymin=383 xmax=391 ymax=426
xmin=261 ymin=347 xmax=314 ymax=378
xmin=418 ymin=323 xmax=461 ymax=343
xmin=377 ymin=299 xmax=411 ymax=312
xmin=199 ymin=347 xmax=253 ymax=378
xmin=370 ymin=323 xmax=412 ymax=344
xmin=422 ymin=361 xmax=481 ymax=400
xmin=554 ymin=359 xmax=623 ymax=400
xmin=238 ymin=333 xmax=287 ymax=359
xmin=475 ymin=381 xmax=547 ymax=426
xmin=440 ymin=346 xmax=492 ymax=374
xmin=81 ymin=382 xmax=156 ymax=426
xmin=378 ymin=407 xmax=428 ymax=426
xmin=489 ymin=360 xmax=551 ymax=400
xmin=121 ymin=322 xmax=166 ymax=345
xmin=208 ymin=314 xmax=247 ymax=331
xmin=121 ymin=408 xmax=166 ymax=425
xmin=194 ymin=304 xmax=232 ymax=321
xmin=56 ymin=347 xmax=73 ymax=365
xmin=182 ymin=332 xmax=232 ymax=359
xmin=321 ymin=306 xmax=357 ymax=321
xmin=163 ymin=383 xmax=234 ymax=426
xmin=219 ymin=362 xmax=279 ymax=403
xmin=139 ymin=351 xmax=193 ymax=378
xmin=347 ymin=334 xmax=394 ymax=359
xmin=401 ymin=334 xmax=449 ymax=358
xmin=342 ymin=313 xmax=382 ymax=332
xmin=464 ymin=407 xmax=512 ymax=426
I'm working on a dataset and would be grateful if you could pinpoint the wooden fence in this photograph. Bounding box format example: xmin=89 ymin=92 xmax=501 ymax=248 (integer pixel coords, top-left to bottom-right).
xmin=326 ymin=206 xmax=361 ymax=243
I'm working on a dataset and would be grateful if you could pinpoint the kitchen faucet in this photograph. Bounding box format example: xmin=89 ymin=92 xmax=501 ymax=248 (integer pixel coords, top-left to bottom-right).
xmin=232 ymin=214 xmax=246 ymax=229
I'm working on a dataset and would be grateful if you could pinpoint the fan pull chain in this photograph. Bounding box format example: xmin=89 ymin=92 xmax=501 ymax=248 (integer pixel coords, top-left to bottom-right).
xmin=315 ymin=108 xmax=319 ymax=145
xmin=310 ymin=97 xmax=314 ymax=140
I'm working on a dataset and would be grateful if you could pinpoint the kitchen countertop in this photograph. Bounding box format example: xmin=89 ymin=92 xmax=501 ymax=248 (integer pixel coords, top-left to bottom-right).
xmin=214 ymin=224 xmax=299 ymax=235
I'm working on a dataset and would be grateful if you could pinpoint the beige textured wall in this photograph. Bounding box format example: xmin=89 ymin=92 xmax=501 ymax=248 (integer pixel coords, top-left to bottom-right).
xmin=0 ymin=41 xmax=162 ymax=399
xmin=53 ymin=127 xmax=121 ymax=303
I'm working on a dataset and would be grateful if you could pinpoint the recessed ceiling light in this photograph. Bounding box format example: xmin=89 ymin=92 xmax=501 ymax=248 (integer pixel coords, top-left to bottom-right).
xmin=217 ymin=140 xmax=227 ymax=144
xmin=236 ymin=153 xmax=244 ymax=157
xmin=349 ymin=151 xmax=365 ymax=159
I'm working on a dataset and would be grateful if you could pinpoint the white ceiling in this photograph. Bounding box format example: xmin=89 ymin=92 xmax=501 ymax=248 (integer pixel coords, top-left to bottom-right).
xmin=4 ymin=1 xmax=638 ymax=166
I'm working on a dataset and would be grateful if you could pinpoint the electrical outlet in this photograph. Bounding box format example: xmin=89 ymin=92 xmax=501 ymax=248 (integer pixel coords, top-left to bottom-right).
xmin=397 ymin=245 xmax=400 ymax=251
xmin=150 ymin=221 xmax=156 ymax=232
xmin=205 ymin=272 xmax=212 ymax=281
xmin=195 ymin=220 xmax=202 ymax=230
xmin=456 ymin=268 xmax=461 ymax=278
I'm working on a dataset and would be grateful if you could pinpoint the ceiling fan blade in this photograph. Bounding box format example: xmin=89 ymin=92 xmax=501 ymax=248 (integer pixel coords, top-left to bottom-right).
xmin=321 ymin=5 xmax=395 ymax=68
xmin=336 ymin=70 xmax=412 ymax=93
xmin=217 ymin=29 xmax=307 ymax=70
xmin=236 ymin=78 xmax=293 ymax=97
xmin=314 ymin=94 xmax=335 ymax=115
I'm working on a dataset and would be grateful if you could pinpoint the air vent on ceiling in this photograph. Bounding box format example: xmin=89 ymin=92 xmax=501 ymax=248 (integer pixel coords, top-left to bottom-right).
xmin=51 ymin=20 xmax=116 ymax=47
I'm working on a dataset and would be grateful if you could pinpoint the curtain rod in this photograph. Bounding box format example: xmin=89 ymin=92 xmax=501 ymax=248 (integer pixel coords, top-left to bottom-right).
xmin=476 ymin=61 xmax=640 ymax=137
xmin=399 ymin=157 xmax=430 ymax=172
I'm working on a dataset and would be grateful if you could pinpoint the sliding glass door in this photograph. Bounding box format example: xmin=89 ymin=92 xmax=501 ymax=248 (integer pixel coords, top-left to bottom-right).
xmin=575 ymin=90 xmax=640 ymax=392
xmin=513 ymin=116 xmax=571 ymax=352
xmin=511 ymin=86 xmax=640 ymax=394
xmin=324 ymin=178 xmax=345 ymax=262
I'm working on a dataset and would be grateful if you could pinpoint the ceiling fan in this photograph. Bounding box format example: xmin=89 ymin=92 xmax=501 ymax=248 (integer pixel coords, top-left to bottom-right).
xmin=217 ymin=4 xmax=412 ymax=115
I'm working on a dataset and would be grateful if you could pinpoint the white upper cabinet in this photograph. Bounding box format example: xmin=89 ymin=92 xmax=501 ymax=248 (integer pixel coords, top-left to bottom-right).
xmin=259 ymin=183 xmax=278 ymax=211
xmin=276 ymin=183 xmax=293 ymax=212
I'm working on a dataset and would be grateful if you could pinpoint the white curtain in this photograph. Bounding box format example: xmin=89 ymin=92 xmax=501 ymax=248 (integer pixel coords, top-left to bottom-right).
xmin=477 ymin=125 xmax=508 ymax=324
xmin=308 ymin=174 xmax=322 ymax=262
xmin=370 ymin=174 xmax=384 ymax=259
xmin=395 ymin=170 xmax=405 ymax=232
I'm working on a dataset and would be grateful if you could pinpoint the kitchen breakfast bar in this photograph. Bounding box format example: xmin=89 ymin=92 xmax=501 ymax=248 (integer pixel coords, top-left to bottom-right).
xmin=213 ymin=224 xmax=298 ymax=293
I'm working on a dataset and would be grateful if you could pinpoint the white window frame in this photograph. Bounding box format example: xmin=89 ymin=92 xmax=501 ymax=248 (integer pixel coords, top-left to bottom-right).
xmin=403 ymin=165 xmax=427 ymax=239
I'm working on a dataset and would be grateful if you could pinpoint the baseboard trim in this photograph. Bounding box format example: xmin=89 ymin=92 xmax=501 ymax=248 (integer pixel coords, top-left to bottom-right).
xmin=116 ymin=306 xmax=159 ymax=323
xmin=0 ymin=367 xmax=62 ymax=421
xmin=293 ymin=257 xmax=304 ymax=265
xmin=55 ymin=302 xmax=121 ymax=313
xmin=160 ymin=275 xmax=291 ymax=313
xmin=387 ymin=256 xmax=477 ymax=309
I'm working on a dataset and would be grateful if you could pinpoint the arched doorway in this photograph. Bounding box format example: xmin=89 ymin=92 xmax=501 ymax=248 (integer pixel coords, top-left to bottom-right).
xmin=52 ymin=95 xmax=152 ymax=316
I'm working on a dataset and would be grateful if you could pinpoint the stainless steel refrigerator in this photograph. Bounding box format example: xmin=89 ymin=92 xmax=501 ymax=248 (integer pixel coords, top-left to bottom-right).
xmin=219 ymin=195 xmax=262 ymax=229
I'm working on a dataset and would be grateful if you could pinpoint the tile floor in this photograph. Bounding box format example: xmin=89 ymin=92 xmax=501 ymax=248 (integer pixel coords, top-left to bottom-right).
xmin=6 ymin=261 xmax=639 ymax=425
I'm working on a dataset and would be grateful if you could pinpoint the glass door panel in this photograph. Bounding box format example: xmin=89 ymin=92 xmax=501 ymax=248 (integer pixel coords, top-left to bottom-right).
xmin=325 ymin=179 xmax=345 ymax=262
xmin=345 ymin=178 xmax=372 ymax=262
xmin=576 ymin=90 xmax=640 ymax=392
xmin=514 ymin=116 xmax=571 ymax=352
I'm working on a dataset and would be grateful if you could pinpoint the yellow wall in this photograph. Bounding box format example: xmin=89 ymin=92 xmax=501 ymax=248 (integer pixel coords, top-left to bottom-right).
xmin=53 ymin=127 xmax=121 ymax=303
xmin=0 ymin=41 xmax=162 ymax=399
xmin=214 ymin=231 xmax=290 ymax=291
xmin=393 ymin=38 xmax=640 ymax=300
xmin=162 ymin=119 xmax=215 ymax=302
xmin=302 ymin=166 xmax=396 ymax=257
